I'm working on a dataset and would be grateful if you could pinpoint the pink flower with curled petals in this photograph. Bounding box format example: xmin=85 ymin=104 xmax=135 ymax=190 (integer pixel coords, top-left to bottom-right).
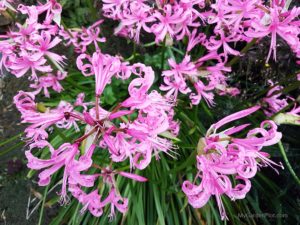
xmin=245 ymin=5 xmax=300 ymax=62
xmin=102 ymin=0 xmax=127 ymax=19
xmin=26 ymin=143 xmax=80 ymax=202
xmin=261 ymin=81 xmax=290 ymax=116
xmin=13 ymin=91 xmax=36 ymax=114
xmin=30 ymin=71 xmax=67 ymax=97
xmin=187 ymin=29 xmax=206 ymax=52
xmin=190 ymin=80 xmax=215 ymax=106
xmin=22 ymin=100 xmax=79 ymax=144
xmin=151 ymin=4 xmax=187 ymax=43
xmin=115 ymin=2 xmax=155 ymax=43
xmin=205 ymin=29 xmax=241 ymax=60
xmin=31 ymin=31 xmax=66 ymax=68
xmin=183 ymin=106 xmax=283 ymax=220
xmin=77 ymin=52 xmax=121 ymax=96
xmin=18 ymin=50 xmax=178 ymax=219
xmin=160 ymin=55 xmax=196 ymax=99
xmin=9 ymin=52 xmax=52 ymax=80
xmin=80 ymin=20 xmax=106 ymax=52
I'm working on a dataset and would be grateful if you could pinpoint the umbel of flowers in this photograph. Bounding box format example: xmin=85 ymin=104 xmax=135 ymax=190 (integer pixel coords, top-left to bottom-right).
xmin=182 ymin=106 xmax=283 ymax=220
xmin=14 ymin=50 xmax=179 ymax=217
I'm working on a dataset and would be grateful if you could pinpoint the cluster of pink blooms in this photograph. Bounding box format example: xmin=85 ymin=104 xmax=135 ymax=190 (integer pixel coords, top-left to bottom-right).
xmin=160 ymin=54 xmax=239 ymax=106
xmin=0 ymin=0 xmax=68 ymax=97
xmin=102 ymin=0 xmax=300 ymax=106
xmin=14 ymin=49 xmax=179 ymax=217
xmin=59 ymin=19 xmax=106 ymax=54
xmin=182 ymin=106 xmax=283 ymax=220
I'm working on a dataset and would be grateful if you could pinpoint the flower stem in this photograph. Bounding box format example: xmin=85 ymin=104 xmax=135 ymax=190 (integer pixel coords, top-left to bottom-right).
xmin=74 ymin=126 xmax=97 ymax=144
xmin=95 ymin=95 xmax=100 ymax=120
xmin=38 ymin=184 xmax=50 ymax=225
xmin=226 ymin=38 xmax=257 ymax=67
xmin=161 ymin=38 xmax=167 ymax=70
xmin=278 ymin=141 xmax=300 ymax=186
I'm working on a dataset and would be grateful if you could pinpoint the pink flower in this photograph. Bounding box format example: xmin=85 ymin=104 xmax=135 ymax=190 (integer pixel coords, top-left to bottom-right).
xmin=77 ymin=52 xmax=121 ymax=96
xmin=115 ymin=2 xmax=155 ymax=43
xmin=68 ymin=168 xmax=147 ymax=217
xmin=183 ymin=106 xmax=283 ymax=220
xmin=19 ymin=51 xmax=178 ymax=218
xmin=221 ymin=0 xmax=263 ymax=31
xmin=26 ymin=143 xmax=97 ymax=202
xmin=245 ymin=6 xmax=300 ymax=62
xmin=80 ymin=20 xmax=106 ymax=52
xmin=205 ymin=29 xmax=241 ymax=60
xmin=151 ymin=4 xmax=187 ymax=43
xmin=9 ymin=52 xmax=52 ymax=80
xmin=22 ymin=101 xmax=79 ymax=144
xmin=190 ymin=80 xmax=215 ymax=106
xmin=30 ymin=71 xmax=67 ymax=97
xmin=101 ymin=188 xmax=128 ymax=220
xmin=13 ymin=91 xmax=36 ymax=115
xmin=26 ymin=143 xmax=80 ymax=201
xmin=160 ymin=55 xmax=196 ymax=99
xmin=187 ymin=29 xmax=206 ymax=52
xmin=261 ymin=81 xmax=290 ymax=116
xmin=102 ymin=0 xmax=128 ymax=19
xmin=32 ymin=31 xmax=66 ymax=67
xmin=36 ymin=0 xmax=62 ymax=25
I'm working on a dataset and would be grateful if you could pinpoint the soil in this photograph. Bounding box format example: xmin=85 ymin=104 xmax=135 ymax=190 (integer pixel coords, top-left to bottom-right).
xmin=0 ymin=74 xmax=40 ymax=225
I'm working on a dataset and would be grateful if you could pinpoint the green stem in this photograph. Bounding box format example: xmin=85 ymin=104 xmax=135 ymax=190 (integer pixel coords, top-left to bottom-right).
xmin=161 ymin=38 xmax=167 ymax=70
xmin=143 ymin=41 xmax=156 ymax=47
xmin=278 ymin=141 xmax=300 ymax=186
xmin=226 ymin=38 xmax=257 ymax=67
xmin=167 ymin=47 xmax=175 ymax=60
xmin=38 ymin=184 xmax=50 ymax=225
xmin=125 ymin=43 xmax=139 ymax=62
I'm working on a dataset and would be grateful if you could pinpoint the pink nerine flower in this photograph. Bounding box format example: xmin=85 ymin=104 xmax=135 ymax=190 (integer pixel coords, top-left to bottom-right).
xmin=245 ymin=5 xmax=300 ymax=62
xmin=160 ymin=55 xmax=195 ymax=98
xmin=151 ymin=4 xmax=187 ymax=43
xmin=9 ymin=52 xmax=52 ymax=80
xmin=0 ymin=0 xmax=67 ymax=92
xmin=30 ymin=71 xmax=67 ymax=97
xmin=261 ymin=81 xmax=290 ymax=117
xmin=19 ymin=51 xmax=178 ymax=218
xmin=182 ymin=106 xmax=283 ymax=220
xmin=115 ymin=2 xmax=155 ymax=43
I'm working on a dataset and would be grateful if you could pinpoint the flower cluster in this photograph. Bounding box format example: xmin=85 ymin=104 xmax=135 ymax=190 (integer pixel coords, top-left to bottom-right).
xmin=59 ymin=19 xmax=106 ymax=54
xmin=182 ymin=106 xmax=283 ymax=220
xmin=103 ymin=0 xmax=300 ymax=63
xmin=102 ymin=0 xmax=205 ymax=44
xmin=0 ymin=0 xmax=68 ymax=99
xmin=102 ymin=0 xmax=300 ymax=106
xmin=14 ymin=50 xmax=179 ymax=217
xmin=160 ymin=53 xmax=239 ymax=106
